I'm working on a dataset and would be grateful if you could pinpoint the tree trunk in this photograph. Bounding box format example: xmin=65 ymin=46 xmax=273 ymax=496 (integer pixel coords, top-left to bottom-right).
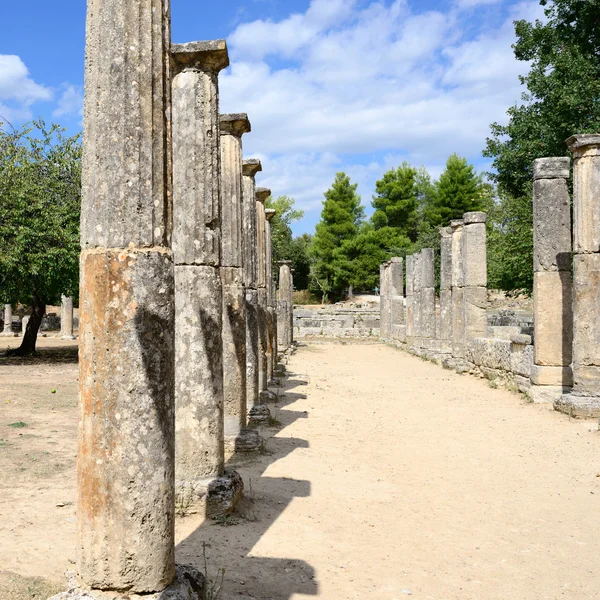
xmin=8 ymin=295 xmax=45 ymax=356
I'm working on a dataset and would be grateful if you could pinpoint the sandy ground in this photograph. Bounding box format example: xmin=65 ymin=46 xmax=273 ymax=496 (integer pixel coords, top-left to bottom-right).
xmin=1 ymin=338 xmax=600 ymax=599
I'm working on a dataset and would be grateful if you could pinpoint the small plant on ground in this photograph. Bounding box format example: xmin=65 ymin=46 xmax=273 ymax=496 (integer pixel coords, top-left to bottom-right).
xmin=7 ymin=422 xmax=27 ymax=428
xmin=202 ymin=542 xmax=226 ymax=600
xmin=210 ymin=514 xmax=239 ymax=527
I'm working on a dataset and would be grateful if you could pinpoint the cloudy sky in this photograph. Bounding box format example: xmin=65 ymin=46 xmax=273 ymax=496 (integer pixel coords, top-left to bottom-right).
xmin=0 ymin=0 xmax=545 ymax=234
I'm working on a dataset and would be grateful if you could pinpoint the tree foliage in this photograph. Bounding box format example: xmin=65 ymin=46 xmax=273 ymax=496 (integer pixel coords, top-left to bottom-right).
xmin=425 ymin=154 xmax=484 ymax=226
xmin=0 ymin=120 xmax=81 ymax=354
xmin=311 ymin=172 xmax=364 ymax=298
xmin=484 ymin=0 xmax=600 ymax=197
xmin=372 ymin=162 xmax=418 ymax=241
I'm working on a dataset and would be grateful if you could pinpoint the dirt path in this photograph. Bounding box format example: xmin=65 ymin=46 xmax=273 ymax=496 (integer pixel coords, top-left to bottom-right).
xmin=1 ymin=340 xmax=599 ymax=599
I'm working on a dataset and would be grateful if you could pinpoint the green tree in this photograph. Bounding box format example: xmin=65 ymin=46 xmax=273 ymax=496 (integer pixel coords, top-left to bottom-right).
xmin=372 ymin=162 xmax=419 ymax=241
xmin=311 ymin=172 xmax=364 ymax=300
xmin=264 ymin=195 xmax=310 ymax=290
xmin=0 ymin=120 xmax=82 ymax=355
xmin=336 ymin=224 xmax=411 ymax=291
xmin=426 ymin=154 xmax=484 ymax=226
xmin=484 ymin=0 xmax=600 ymax=198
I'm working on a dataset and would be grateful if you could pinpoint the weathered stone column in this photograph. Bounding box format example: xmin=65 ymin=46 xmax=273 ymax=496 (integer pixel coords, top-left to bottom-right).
xmin=450 ymin=219 xmax=465 ymax=357
xmin=265 ymin=207 xmax=277 ymax=382
xmin=439 ymin=226 xmax=453 ymax=351
xmin=73 ymin=0 xmax=191 ymax=594
xmin=60 ymin=295 xmax=75 ymax=339
xmin=462 ymin=212 xmax=488 ymax=342
xmin=171 ymin=41 xmax=242 ymax=515
xmin=559 ymin=135 xmax=600 ymax=417
xmin=412 ymin=251 xmax=423 ymax=348
xmin=219 ymin=113 xmax=258 ymax=451
xmin=530 ymin=157 xmax=573 ymax=404
xmin=277 ymin=260 xmax=293 ymax=351
xmin=420 ymin=248 xmax=436 ymax=346
xmin=2 ymin=304 xmax=12 ymax=336
xmin=243 ymin=159 xmax=270 ymax=424
xmin=256 ymin=187 xmax=275 ymax=402
xmin=389 ymin=257 xmax=405 ymax=342
xmin=379 ymin=262 xmax=391 ymax=339
xmin=21 ymin=315 xmax=30 ymax=336
xmin=405 ymin=254 xmax=415 ymax=344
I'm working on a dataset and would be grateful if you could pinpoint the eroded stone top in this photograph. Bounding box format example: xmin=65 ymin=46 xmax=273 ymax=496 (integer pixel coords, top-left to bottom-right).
xmin=256 ymin=187 xmax=271 ymax=203
xmin=533 ymin=157 xmax=570 ymax=180
xmin=171 ymin=40 xmax=229 ymax=75
xmin=265 ymin=208 xmax=276 ymax=221
xmin=220 ymin=113 xmax=251 ymax=137
xmin=463 ymin=212 xmax=487 ymax=225
xmin=450 ymin=219 xmax=464 ymax=230
xmin=567 ymin=133 xmax=600 ymax=155
xmin=390 ymin=257 xmax=403 ymax=264
xmin=243 ymin=159 xmax=262 ymax=178
xmin=278 ymin=260 xmax=292 ymax=266
xmin=439 ymin=225 xmax=452 ymax=238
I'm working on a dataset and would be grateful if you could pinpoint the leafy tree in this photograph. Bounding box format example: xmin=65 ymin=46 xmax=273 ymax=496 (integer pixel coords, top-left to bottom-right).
xmin=425 ymin=154 xmax=484 ymax=226
xmin=336 ymin=225 xmax=411 ymax=291
xmin=372 ymin=162 xmax=419 ymax=241
xmin=287 ymin=233 xmax=311 ymax=290
xmin=311 ymin=172 xmax=364 ymax=300
xmin=486 ymin=188 xmax=534 ymax=295
xmin=484 ymin=0 xmax=600 ymax=198
xmin=0 ymin=120 xmax=81 ymax=354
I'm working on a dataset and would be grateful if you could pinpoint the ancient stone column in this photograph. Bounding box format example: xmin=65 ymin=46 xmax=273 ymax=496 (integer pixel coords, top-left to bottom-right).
xmin=21 ymin=315 xmax=30 ymax=336
xmin=389 ymin=257 xmax=405 ymax=342
xmin=277 ymin=260 xmax=293 ymax=351
xmin=412 ymin=251 xmax=423 ymax=347
xmin=2 ymin=305 xmax=12 ymax=336
xmin=243 ymin=159 xmax=269 ymax=424
xmin=256 ymin=187 xmax=275 ymax=402
xmin=265 ymin=207 xmax=277 ymax=382
xmin=530 ymin=157 xmax=573 ymax=404
xmin=76 ymin=0 xmax=179 ymax=593
xmin=559 ymin=135 xmax=600 ymax=417
xmin=450 ymin=219 xmax=465 ymax=357
xmin=219 ymin=113 xmax=256 ymax=451
xmin=171 ymin=41 xmax=242 ymax=514
xmin=439 ymin=226 xmax=453 ymax=351
xmin=462 ymin=212 xmax=488 ymax=342
xmin=379 ymin=262 xmax=391 ymax=339
xmin=60 ymin=295 xmax=75 ymax=339
xmin=405 ymin=254 xmax=415 ymax=343
xmin=420 ymin=248 xmax=436 ymax=346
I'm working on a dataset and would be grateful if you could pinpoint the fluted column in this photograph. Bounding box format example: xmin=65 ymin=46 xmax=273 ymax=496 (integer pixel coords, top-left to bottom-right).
xmin=77 ymin=0 xmax=175 ymax=592
xmin=265 ymin=207 xmax=277 ymax=381
xmin=242 ymin=159 xmax=262 ymax=414
xmin=60 ymin=295 xmax=75 ymax=339
xmin=277 ymin=260 xmax=293 ymax=351
xmin=439 ymin=226 xmax=453 ymax=351
xmin=2 ymin=305 xmax=12 ymax=336
xmin=171 ymin=41 xmax=229 ymax=509
xmin=219 ymin=113 xmax=251 ymax=447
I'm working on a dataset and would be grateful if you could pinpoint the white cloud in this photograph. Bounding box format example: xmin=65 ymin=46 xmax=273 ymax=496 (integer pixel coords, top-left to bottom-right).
xmin=53 ymin=84 xmax=84 ymax=119
xmin=0 ymin=55 xmax=52 ymax=124
xmin=454 ymin=0 xmax=503 ymax=9
xmin=220 ymin=0 xmax=541 ymax=233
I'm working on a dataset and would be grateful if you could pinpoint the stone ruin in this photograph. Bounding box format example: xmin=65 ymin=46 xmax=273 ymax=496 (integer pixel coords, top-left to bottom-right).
xmin=49 ymin=1 xmax=293 ymax=598
xmin=380 ymin=139 xmax=600 ymax=419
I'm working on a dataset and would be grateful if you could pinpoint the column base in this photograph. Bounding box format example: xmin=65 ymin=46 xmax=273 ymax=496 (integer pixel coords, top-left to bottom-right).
xmin=259 ymin=388 xmax=278 ymax=403
xmin=48 ymin=564 xmax=205 ymax=600
xmin=175 ymin=470 xmax=243 ymax=517
xmin=555 ymin=394 xmax=600 ymax=418
xmin=0 ymin=331 xmax=16 ymax=337
xmin=61 ymin=334 xmax=77 ymax=340
xmin=248 ymin=403 xmax=271 ymax=425
xmin=528 ymin=385 xmax=571 ymax=404
xmin=230 ymin=428 xmax=264 ymax=453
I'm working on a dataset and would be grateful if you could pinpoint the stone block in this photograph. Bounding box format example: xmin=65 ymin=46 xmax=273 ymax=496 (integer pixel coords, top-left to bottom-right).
xmin=533 ymin=178 xmax=571 ymax=272
xmin=421 ymin=287 xmax=436 ymax=339
xmin=464 ymin=286 xmax=487 ymax=339
xmin=533 ymin=156 xmax=570 ymax=180
xmin=420 ymin=249 xmax=435 ymax=288
xmin=463 ymin=211 xmax=487 ymax=225
xmin=451 ymin=287 xmax=465 ymax=353
xmin=510 ymin=343 xmax=534 ymax=378
xmin=572 ymin=254 xmax=600 ymax=372
xmin=555 ymin=393 xmax=600 ymax=418
xmin=463 ymin=223 xmax=487 ymax=287
xmin=451 ymin=222 xmax=464 ymax=288
xmin=530 ymin=364 xmax=573 ymax=386
xmin=529 ymin=385 xmax=569 ymax=404
xmin=533 ymin=271 xmax=573 ymax=366
xmin=439 ymin=288 xmax=452 ymax=341
xmin=573 ymin=365 xmax=600 ymax=396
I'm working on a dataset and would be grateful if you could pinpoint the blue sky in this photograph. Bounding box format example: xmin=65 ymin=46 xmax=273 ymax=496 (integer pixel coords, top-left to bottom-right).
xmin=0 ymin=0 xmax=545 ymax=234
